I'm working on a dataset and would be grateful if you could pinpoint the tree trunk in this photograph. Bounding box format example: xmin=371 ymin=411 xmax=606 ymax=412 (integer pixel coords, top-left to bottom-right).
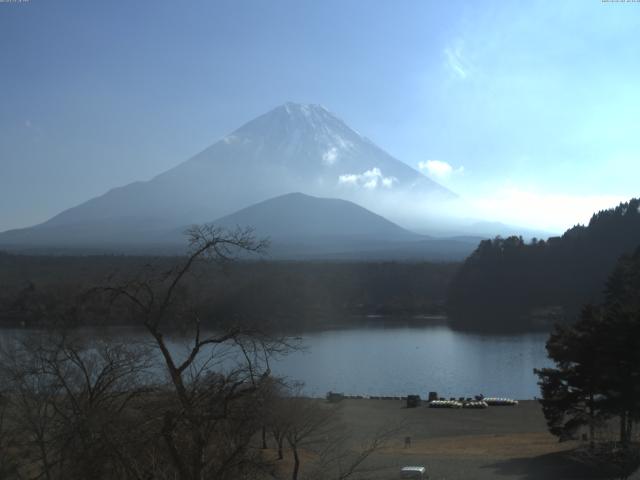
xmin=277 ymin=435 xmax=284 ymax=460
xmin=621 ymin=411 xmax=628 ymax=446
xmin=38 ymin=438 xmax=53 ymax=480
xmin=589 ymin=392 xmax=595 ymax=449
xmin=262 ymin=426 xmax=267 ymax=449
xmin=161 ymin=412 xmax=191 ymax=480
xmin=193 ymin=438 xmax=205 ymax=480
xmin=291 ymin=445 xmax=300 ymax=480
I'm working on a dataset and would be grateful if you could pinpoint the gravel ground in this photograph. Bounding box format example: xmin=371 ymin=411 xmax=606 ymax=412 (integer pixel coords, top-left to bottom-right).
xmin=328 ymin=399 xmax=640 ymax=480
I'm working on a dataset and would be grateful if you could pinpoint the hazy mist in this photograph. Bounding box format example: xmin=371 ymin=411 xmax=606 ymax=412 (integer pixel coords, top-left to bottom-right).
xmin=2 ymin=0 xmax=638 ymax=235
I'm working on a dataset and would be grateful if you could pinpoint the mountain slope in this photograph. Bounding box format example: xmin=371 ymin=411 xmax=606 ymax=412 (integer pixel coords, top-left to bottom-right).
xmin=0 ymin=103 xmax=453 ymax=248
xmin=211 ymin=192 xmax=418 ymax=241
xmin=179 ymin=192 xmax=477 ymax=261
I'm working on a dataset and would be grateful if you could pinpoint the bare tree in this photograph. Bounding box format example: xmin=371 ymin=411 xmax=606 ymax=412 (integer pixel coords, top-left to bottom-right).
xmin=266 ymin=387 xmax=399 ymax=480
xmin=307 ymin=422 xmax=400 ymax=480
xmin=263 ymin=378 xmax=294 ymax=460
xmin=283 ymin=397 xmax=334 ymax=480
xmin=0 ymin=225 xmax=314 ymax=480
xmin=97 ymin=225 xmax=294 ymax=480
xmin=0 ymin=330 xmax=151 ymax=480
xmin=0 ymin=392 xmax=18 ymax=479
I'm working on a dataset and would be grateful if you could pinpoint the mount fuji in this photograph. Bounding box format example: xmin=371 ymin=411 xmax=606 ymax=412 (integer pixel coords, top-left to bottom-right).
xmin=0 ymin=103 xmax=455 ymax=250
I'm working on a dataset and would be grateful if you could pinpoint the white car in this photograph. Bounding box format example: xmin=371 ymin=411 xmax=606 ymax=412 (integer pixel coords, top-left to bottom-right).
xmin=400 ymin=466 xmax=427 ymax=479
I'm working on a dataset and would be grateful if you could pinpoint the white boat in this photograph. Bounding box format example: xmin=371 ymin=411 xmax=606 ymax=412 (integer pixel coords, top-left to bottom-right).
xmin=428 ymin=400 xmax=462 ymax=408
xmin=483 ymin=397 xmax=518 ymax=406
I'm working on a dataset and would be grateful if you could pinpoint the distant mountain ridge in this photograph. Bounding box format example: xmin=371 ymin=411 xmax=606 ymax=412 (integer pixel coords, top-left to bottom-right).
xmin=0 ymin=191 xmax=480 ymax=261
xmin=203 ymin=193 xmax=480 ymax=260
xmin=211 ymin=192 xmax=418 ymax=241
xmin=0 ymin=102 xmax=453 ymax=250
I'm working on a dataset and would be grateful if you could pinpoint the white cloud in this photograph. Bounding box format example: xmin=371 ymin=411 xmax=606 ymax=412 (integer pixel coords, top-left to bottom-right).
xmin=381 ymin=177 xmax=395 ymax=188
xmin=322 ymin=147 xmax=338 ymax=166
xmin=418 ymin=160 xmax=464 ymax=179
xmin=337 ymin=173 xmax=358 ymax=185
xmin=444 ymin=40 xmax=470 ymax=79
xmin=338 ymin=167 xmax=397 ymax=189
xmin=363 ymin=179 xmax=377 ymax=189
xmin=363 ymin=167 xmax=381 ymax=180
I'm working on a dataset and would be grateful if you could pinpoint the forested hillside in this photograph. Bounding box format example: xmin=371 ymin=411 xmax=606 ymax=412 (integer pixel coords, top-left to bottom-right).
xmin=447 ymin=198 xmax=640 ymax=331
xmin=0 ymin=254 xmax=457 ymax=331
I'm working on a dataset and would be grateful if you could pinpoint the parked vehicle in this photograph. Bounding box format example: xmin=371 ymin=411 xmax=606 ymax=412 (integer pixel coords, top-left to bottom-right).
xmin=400 ymin=466 xmax=427 ymax=479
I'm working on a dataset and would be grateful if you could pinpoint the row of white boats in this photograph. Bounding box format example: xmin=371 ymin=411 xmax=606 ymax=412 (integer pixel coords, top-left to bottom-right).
xmin=326 ymin=391 xmax=519 ymax=407
xmin=429 ymin=397 xmax=519 ymax=408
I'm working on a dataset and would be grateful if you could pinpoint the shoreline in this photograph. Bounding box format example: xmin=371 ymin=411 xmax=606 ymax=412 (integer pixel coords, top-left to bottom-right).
xmin=0 ymin=312 xmax=555 ymax=336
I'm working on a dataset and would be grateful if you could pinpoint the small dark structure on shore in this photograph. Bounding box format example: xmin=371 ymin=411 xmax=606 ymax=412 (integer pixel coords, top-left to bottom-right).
xmin=326 ymin=391 xmax=345 ymax=403
xmin=428 ymin=391 xmax=438 ymax=402
xmin=406 ymin=394 xmax=421 ymax=408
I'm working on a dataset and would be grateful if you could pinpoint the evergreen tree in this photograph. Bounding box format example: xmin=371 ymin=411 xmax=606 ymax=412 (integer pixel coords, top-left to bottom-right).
xmin=599 ymin=248 xmax=640 ymax=446
xmin=448 ymin=198 xmax=640 ymax=331
xmin=536 ymin=247 xmax=640 ymax=447
xmin=535 ymin=305 xmax=607 ymax=444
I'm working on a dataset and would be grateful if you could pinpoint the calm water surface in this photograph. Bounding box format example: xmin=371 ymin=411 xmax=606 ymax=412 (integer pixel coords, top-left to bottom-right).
xmin=269 ymin=325 xmax=551 ymax=399
xmin=2 ymin=324 xmax=551 ymax=400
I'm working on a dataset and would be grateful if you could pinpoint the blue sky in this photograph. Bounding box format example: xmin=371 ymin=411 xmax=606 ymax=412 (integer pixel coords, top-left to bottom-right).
xmin=1 ymin=0 xmax=639 ymax=232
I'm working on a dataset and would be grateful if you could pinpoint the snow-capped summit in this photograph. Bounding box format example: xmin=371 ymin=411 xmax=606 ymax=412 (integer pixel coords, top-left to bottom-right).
xmin=180 ymin=101 xmax=452 ymax=198
xmin=0 ymin=103 xmax=454 ymax=247
xmin=220 ymin=102 xmax=360 ymax=170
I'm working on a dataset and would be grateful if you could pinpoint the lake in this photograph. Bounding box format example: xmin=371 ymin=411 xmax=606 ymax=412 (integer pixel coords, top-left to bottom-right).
xmin=269 ymin=325 xmax=552 ymax=399
xmin=0 ymin=323 xmax=552 ymax=400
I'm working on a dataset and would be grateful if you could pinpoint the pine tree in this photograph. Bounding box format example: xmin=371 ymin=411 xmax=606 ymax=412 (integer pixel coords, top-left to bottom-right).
xmin=536 ymin=246 xmax=640 ymax=447
xmin=535 ymin=304 xmax=607 ymax=444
